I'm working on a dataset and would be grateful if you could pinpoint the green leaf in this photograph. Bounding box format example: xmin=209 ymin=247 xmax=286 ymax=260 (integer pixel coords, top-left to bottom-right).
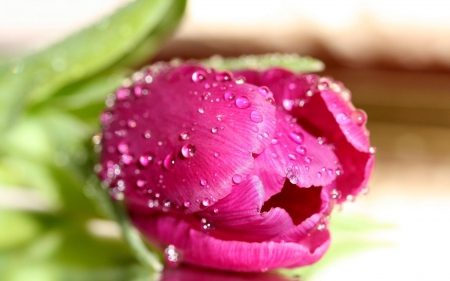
xmin=0 ymin=0 xmax=184 ymax=134
xmin=201 ymin=53 xmax=325 ymax=73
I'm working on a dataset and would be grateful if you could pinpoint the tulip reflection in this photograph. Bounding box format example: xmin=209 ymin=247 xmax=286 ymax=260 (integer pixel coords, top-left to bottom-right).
xmin=160 ymin=265 xmax=300 ymax=281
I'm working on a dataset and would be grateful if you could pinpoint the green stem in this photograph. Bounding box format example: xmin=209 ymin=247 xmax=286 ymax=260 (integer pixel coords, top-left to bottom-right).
xmin=107 ymin=192 xmax=164 ymax=272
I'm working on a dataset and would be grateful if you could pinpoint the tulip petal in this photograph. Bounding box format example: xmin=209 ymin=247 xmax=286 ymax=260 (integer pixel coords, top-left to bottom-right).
xmin=133 ymin=214 xmax=330 ymax=272
xmin=235 ymin=68 xmax=374 ymax=202
xmin=100 ymin=64 xmax=276 ymax=212
xmin=196 ymin=175 xmax=295 ymax=242
xmin=254 ymin=110 xmax=340 ymax=200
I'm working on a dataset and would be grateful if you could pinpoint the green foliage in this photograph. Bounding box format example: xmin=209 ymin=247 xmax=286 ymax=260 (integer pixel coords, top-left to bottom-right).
xmin=0 ymin=0 xmax=186 ymax=279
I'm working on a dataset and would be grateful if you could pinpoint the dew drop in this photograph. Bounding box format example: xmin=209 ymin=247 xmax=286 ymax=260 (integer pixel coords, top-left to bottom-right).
xmin=283 ymin=99 xmax=294 ymax=111
xmin=198 ymin=108 xmax=205 ymax=114
xmin=289 ymin=131 xmax=304 ymax=144
xmin=235 ymin=96 xmax=251 ymax=109
xmin=117 ymin=141 xmax=129 ymax=154
xmin=200 ymin=179 xmax=207 ymax=186
xmin=331 ymin=189 xmax=342 ymax=199
xmin=139 ymin=154 xmax=154 ymax=167
xmin=179 ymin=132 xmax=190 ymax=140
xmin=250 ymin=111 xmax=263 ymax=123
xmin=288 ymin=153 xmax=297 ymax=160
xmin=136 ymin=179 xmax=147 ymax=188
xmin=164 ymin=245 xmax=180 ymax=267
xmin=223 ymin=91 xmax=235 ymax=101
xmin=213 ymin=152 xmax=220 ymax=157
xmin=296 ymin=145 xmax=307 ymax=155
xmin=304 ymin=156 xmax=312 ymax=164
xmin=213 ymin=208 xmax=219 ymax=213
xmin=192 ymin=70 xmax=206 ymax=83
xmin=211 ymin=127 xmax=219 ymax=134
xmin=116 ymin=88 xmax=129 ymax=100
xmin=121 ymin=154 xmax=133 ymax=165
xmin=232 ymin=174 xmax=242 ymax=184
xmin=351 ymin=109 xmax=367 ymax=126
xmin=286 ymin=170 xmax=298 ymax=184
xmin=258 ymin=86 xmax=270 ymax=96
xmin=181 ymin=144 xmax=196 ymax=158
xmin=271 ymin=138 xmax=278 ymax=145
xmin=215 ymin=71 xmax=232 ymax=82
xmin=335 ymin=168 xmax=342 ymax=176
xmin=336 ymin=112 xmax=351 ymax=125
xmin=143 ymin=130 xmax=151 ymax=139
xmin=127 ymin=119 xmax=137 ymax=128
xmin=251 ymin=125 xmax=259 ymax=133
xmin=183 ymin=201 xmax=191 ymax=208
xmin=369 ymin=146 xmax=376 ymax=154
xmin=316 ymin=172 xmax=322 ymax=179
xmin=163 ymin=152 xmax=176 ymax=171
xmin=202 ymin=198 xmax=212 ymax=207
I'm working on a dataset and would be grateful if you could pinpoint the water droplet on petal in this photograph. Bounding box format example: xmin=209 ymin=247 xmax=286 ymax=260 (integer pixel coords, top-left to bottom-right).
xmin=183 ymin=201 xmax=191 ymax=208
xmin=296 ymin=145 xmax=307 ymax=155
xmin=251 ymin=125 xmax=259 ymax=133
xmin=335 ymin=168 xmax=342 ymax=176
xmin=288 ymin=153 xmax=296 ymax=160
xmin=289 ymin=131 xmax=304 ymax=144
xmin=181 ymin=144 xmax=196 ymax=158
xmin=163 ymin=152 xmax=176 ymax=171
xmin=351 ymin=109 xmax=367 ymax=126
xmin=213 ymin=152 xmax=220 ymax=157
xmin=139 ymin=154 xmax=154 ymax=167
xmin=127 ymin=119 xmax=137 ymax=128
xmin=200 ymin=179 xmax=207 ymax=186
xmin=121 ymin=154 xmax=133 ymax=165
xmin=117 ymin=141 xmax=129 ymax=154
xmin=215 ymin=71 xmax=232 ymax=82
xmin=192 ymin=70 xmax=206 ymax=83
xmin=202 ymin=198 xmax=212 ymax=207
xmin=271 ymin=138 xmax=278 ymax=145
xmin=223 ymin=91 xmax=235 ymax=101
xmin=235 ymin=96 xmax=251 ymax=109
xmin=316 ymin=172 xmax=322 ymax=179
xmin=304 ymin=156 xmax=312 ymax=163
xmin=369 ymin=147 xmax=376 ymax=154
xmin=198 ymin=108 xmax=205 ymax=114
xmin=211 ymin=127 xmax=219 ymax=134
xmin=164 ymin=245 xmax=180 ymax=267
xmin=283 ymin=99 xmax=294 ymax=111
xmin=286 ymin=170 xmax=298 ymax=184
xmin=232 ymin=174 xmax=242 ymax=184
xmin=213 ymin=208 xmax=219 ymax=213
xmin=250 ymin=111 xmax=263 ymax=123
xmin=179 ymin=132 xmax=190 ymax=140
xmin=136 ymin=179 xmax=147 ymax=188
xmin=258 ymin=86 xmax=270 ymax=96
xmin=331 ymin=189 xmax=342 ymax=199
xmin=143 ymin=130 xmax=151 ymax=139
xmin=336 ymin=113 xmax=351 ymax=125
xmin=116 ymin=88 xmax=129 ymax=100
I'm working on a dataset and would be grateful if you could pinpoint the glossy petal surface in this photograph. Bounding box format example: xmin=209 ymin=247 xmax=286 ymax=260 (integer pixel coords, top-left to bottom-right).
xmin=133 ymin=214 xmax=330 ymax=272
xmin=100 ymin=64 xmax=276 ymax=212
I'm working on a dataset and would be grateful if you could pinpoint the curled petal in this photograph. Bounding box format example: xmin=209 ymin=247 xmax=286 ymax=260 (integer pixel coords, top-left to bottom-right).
xmin=100 ymin=64 xmax=276 ymax=212
xmin=254 ymin=110 xmax=340 ymax=200
xmin=197 ymin=175 xmax=295 ymax=241
xmin=133 ymin=214 xmax=330 ymax=272
xmin=235 ymin=67 xmax=374 ymax=202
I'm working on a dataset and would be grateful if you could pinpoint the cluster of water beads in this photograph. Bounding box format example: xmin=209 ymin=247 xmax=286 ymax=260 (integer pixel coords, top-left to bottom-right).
xmin=164 ymin=245 xmax=180 ymax=267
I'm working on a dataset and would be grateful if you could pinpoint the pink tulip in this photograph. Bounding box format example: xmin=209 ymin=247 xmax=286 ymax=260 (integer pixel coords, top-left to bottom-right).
xmin=98 ymin=62 xmax=374 ymax=272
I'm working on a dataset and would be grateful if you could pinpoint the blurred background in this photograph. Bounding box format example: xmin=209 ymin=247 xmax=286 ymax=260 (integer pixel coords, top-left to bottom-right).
xmin=1 ymin=0 xmax=449 ymax=280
